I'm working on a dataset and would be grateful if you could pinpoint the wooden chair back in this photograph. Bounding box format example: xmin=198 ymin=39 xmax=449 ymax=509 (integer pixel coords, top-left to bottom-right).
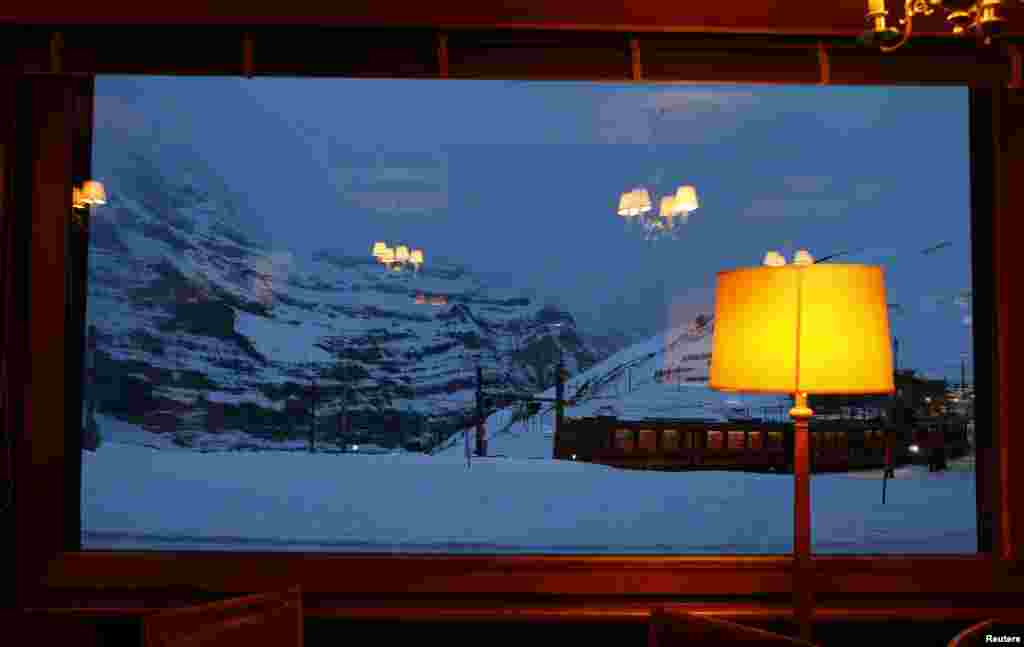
xmin=648 ymin=608 xmax=819 ymax=647
xmin=143 ymin=588 xmax=303 ymax=647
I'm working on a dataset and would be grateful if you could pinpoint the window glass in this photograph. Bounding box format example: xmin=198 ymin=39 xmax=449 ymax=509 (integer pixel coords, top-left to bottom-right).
xmin=661 ymin=429 xmax=680 ymax=451
xmin=707 ymin=431 xmax=725 ymax=450
xmin=636 ymin=429 xmax=656 ymax=451
xmin=749 ymin=431 xmax=763 ymax=450
xmin=614 ymin=429 xmax=635 ymax=452
xmin=728 ymin=431 xmax=746 ymax=450
xmin=80 ymin=78 xmax=975 ymax=555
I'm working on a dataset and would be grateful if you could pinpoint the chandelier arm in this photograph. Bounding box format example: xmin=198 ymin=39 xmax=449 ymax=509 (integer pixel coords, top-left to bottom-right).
xmin=879 ymin=1 xmax=914 ymax=53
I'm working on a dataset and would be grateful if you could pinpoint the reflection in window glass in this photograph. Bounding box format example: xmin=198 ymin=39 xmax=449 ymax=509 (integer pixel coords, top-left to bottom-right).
xmin=638 ymin=430 xmax=657 ymax=451
xmin=728 ymin=431 xmax=746 ymax=450
xmin=749 ymin=431 xmax=763 ymax=450
xmin=708 ymin=431 xmax=725 ymax=450
xmin=79 ymin=78 xmax=975 ymax=554
xmin=662 ymin=429 xmax=679 ymax=451
xmin=614 ymin=430 xmax=635 ymax=452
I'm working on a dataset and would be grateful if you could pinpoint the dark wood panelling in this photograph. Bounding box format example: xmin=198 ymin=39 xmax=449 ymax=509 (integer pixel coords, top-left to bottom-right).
xmin=447 ymin=31 xmax=631 ymax=80
xmin=60 ymin=29 xmax=243 ymax=76
xmin=5 ymin=26 xmax=1021 ymax=86
xmin=4 ymin=1 xmax=1024 ymax=38
xmin=41 ymin=553 xmax=794 ymax=596
xmin=994 ymin=89 xmax=1022 ymax=563
xmin=64 ymin=77 xmax=93 ymax=552
xmin=0 ymin=66 xmax=17 ymax=616
xmin=37 ymin=553 xmax=1024 ymax=598
xmin=640 ymin=36 xmax=820 ymax=84
xmin=828 ymin=39 xmax=1012 ymax=85
xmin=252 ymin=28 xmax=439 ymax=78
xmin=12 ymin=77 xmax=74 ymax=607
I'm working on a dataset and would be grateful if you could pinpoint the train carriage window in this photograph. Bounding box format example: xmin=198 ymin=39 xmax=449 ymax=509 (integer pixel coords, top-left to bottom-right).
xmin=707 ymin=431 xmax=725 ymax=450
xmin=727 ymin=431 xmax=746 ymax=450
xmin=682 ymin=431 xmax=696 ymax=450
xmin=638 ymin=429 xmax=657 ymax=452
xmin=749 ymin=431 xmax=763 ymax=450
xmin=766 ymin=432 xmax=784 ymax=449
xmin=661 ymin=429 xmax=680 ymax=451
xmin=613 ymin=429 xmax=634 ymax=452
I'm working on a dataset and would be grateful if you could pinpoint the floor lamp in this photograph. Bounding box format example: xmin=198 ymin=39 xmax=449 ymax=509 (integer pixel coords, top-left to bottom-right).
xmin=709 ymin=251 xmax=895 ymax=642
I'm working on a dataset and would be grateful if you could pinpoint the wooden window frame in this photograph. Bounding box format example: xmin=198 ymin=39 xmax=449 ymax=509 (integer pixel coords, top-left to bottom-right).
xmin=3 ymin=25 xmax=1021 ymax=622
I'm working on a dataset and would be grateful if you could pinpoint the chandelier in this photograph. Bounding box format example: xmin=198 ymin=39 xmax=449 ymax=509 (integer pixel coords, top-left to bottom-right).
xmin=617 ymin=184 xmax=699 ymax=240
xmin=372 ymin=241 xmax=424 ymax=271
xmin=864 ymin=0 xmax=1010 ymax=51
xmin=614 ymin=107 xmax=700 ymax=240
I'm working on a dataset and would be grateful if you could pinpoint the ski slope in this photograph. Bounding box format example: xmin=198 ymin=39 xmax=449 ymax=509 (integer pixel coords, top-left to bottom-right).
xmin=435 ymin=320 xmax=789 ymax=459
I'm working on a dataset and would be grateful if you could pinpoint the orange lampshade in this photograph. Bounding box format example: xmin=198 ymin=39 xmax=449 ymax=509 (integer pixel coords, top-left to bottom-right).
xmin=710 ymin=263 xmax=894 ymax=395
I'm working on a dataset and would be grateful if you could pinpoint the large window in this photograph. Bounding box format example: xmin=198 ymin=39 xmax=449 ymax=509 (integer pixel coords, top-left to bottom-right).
xmin=80 ymin=77 xmax=976 ymax=555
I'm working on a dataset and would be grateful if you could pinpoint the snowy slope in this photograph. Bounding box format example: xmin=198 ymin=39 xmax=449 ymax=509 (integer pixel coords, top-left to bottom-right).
xmin=85 ymin=128 xmax=612 ymax=448
xmin=435 ymin=320 xmax=789 ymax=459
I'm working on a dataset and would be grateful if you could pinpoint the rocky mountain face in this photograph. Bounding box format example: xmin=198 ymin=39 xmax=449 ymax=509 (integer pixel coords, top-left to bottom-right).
xmin=84 ymin=141 xmax=611 ymax=451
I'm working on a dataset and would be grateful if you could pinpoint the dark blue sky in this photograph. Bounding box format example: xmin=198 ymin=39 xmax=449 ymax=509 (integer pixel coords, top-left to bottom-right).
xmin=94 ymin=77 xmax=973 ymax=383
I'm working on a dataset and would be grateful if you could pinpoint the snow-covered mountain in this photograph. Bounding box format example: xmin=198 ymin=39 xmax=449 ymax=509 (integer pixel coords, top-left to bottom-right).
xmin=85 ymin=132 xmax=609 ymax=451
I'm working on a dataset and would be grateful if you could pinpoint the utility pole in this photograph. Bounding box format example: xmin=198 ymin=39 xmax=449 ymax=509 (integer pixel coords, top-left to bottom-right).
xmin=554 ymin=350 xmax=566 ymax=458
xmin=338 ymin=373 xmax=351 ymax=447
xmin=475 ymin=363 xmax=486 ymax=457
xmin=308 ymin=367 xmax=319 ymax=454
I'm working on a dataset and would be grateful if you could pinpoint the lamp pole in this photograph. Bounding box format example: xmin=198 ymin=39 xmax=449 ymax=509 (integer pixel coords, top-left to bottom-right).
xmin=791 ymin=390 xmax=814 ymax=643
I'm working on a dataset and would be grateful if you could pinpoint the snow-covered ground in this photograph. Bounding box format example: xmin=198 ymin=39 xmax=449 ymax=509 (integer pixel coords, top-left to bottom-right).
xmin=82 ymin=416 xmax=976 ymax=554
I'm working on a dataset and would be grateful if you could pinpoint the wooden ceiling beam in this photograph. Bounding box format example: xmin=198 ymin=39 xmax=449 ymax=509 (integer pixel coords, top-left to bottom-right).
xmin=3 ymin=26 xmax=1016 ymax=85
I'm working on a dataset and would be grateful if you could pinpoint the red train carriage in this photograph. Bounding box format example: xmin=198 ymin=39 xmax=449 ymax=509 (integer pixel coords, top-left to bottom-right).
xmin=554 ymin=416 xmax=970 ymax=473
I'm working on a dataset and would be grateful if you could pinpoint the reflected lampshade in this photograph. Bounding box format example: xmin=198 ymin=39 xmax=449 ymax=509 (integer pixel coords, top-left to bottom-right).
xmin=81 ymin=180 xmax=107 ymax=206
xmin=710 ymin=263 xmax=895 ymax=395
xmin=410 ymin=249 xmax=424 ymax=265
xmin=633 ymin=188 xmax=652 ymax=214
xmin=659 ymin=196 xmax=679 ymax=219
xmin=793 ymin=249 xmax=815 ymax=266
xmin=617 ymin=188 xmax=653 ymax=217
xmin=395 ymin=245 xmax=410 ymax=263
xmin=674 ymin=185 xmax=699 ymax=212
xmin=372 ymin=241 xmax=388 ymax=258
xmin=763 ymin=251 xmax=786 ymax=267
